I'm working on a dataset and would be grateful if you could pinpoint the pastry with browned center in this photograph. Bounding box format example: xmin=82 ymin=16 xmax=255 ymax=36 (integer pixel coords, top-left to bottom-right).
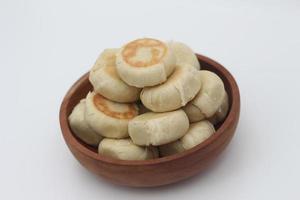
xmin=85 ymin=92 xmax=138 ymax=138
xmin=116 ymin=38 xmax=176 ymax=88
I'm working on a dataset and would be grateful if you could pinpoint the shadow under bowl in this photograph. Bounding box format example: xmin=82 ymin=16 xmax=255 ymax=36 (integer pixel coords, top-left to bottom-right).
xmin=59 ymin=54 xmax=240 ymax=187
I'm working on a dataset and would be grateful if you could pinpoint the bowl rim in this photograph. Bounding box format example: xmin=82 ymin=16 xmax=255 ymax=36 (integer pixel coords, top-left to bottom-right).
xmin=59 ymin=54 xmax=240 ymax=166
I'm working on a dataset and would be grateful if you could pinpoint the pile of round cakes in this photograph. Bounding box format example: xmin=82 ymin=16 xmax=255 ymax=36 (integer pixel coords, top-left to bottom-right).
xmin=68 ymin=38 xmax=229 ymax=160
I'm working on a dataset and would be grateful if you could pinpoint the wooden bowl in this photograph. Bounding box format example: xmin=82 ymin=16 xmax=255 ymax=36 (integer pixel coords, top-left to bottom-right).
xmin=59 ymin=54 xmax=240 ymax=187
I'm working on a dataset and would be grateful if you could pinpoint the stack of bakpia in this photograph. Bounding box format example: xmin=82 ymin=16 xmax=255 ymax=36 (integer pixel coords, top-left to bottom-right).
xmin=68 ymin=38 xmax=229 ymax=160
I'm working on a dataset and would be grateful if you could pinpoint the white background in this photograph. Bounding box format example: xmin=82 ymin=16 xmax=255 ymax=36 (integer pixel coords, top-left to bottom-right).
xmin=1 ymin=0 xmax=300 ymax=199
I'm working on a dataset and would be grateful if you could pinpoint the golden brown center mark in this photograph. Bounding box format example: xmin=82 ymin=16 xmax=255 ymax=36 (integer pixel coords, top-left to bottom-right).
xmin=93 ymin=94 xmax=138 ymax=119
xmin=122 ymin=38 xmax=167 ymax=67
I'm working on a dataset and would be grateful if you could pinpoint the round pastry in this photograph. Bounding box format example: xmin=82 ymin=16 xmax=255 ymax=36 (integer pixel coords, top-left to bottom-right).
xmin=183 ymin=70 xmax=226 ymax=122
xmin=140 ymin=64 xmax=201 ymax=112
xmin=168 ymin=41 xmax=200 ymax=69
xmin=209 ymin=92 xmax=229 ymax=125
xmin=128 ymin=110 xmax=189 ymax=146
xmin=116 ymin=38 xmax=176 ymax=88
xmin=90 ymin=48 xmax=119 ymax=72
xmin=98 ymin=138 xmax=159 ymax=161
xmin=89 ymin=49 xmax=141 ymax=103
xmin=85 ymin=92 xmax=138 ymax=138
xmin=68 ymin=99 xmax=102 ymax=146
xmin=159 ymin=120 xmax=215 ymax=156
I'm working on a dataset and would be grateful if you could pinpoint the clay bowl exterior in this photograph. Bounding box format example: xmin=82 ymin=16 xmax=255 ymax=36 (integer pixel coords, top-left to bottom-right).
xmin=59 ymin=54 xmax=240 ymax=187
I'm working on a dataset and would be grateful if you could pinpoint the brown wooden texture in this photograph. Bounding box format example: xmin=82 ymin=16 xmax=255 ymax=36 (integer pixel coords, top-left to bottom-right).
xmin=59 ymin=54 xmax=240 ymax=187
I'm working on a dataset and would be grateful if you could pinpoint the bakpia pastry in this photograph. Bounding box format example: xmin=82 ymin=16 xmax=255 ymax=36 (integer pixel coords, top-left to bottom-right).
xmin=68 ymin=99 xmax=102 ymax=146
xmin=116 ymin=38 xmax=176 ymax=87
xmin=183 ymin=70 xmax=226 ymax=122
xmin=90 ymin=48 xmax=119 ymax=73
xmin=159 ymin=120 xmax=215 ymax=156
xmin=98 ymin=138 xmax=159 ymax=161
xmin=168 ymin=41 xmax=200 ymax=69
xmin=85 ymin=92 xmax=138 ymax=138
xmin=209 ymin=92 xmax=229 ymax=125
xmin=140 ymin=64 xmax=201 ymax=112
xmin=89 ymin=49 xmax=141 ymax=103
xmin=128 ymin=110 xmax=189 ymax=146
